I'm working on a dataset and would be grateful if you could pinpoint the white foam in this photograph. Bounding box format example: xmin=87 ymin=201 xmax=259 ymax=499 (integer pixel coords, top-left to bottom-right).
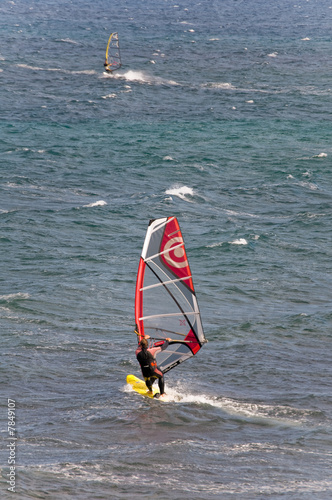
xmin=230 ymin=238 xmax=248 ymax=245
xmin=267 ymin=52 xmax=278 ymax=57
xmin=298 ymin=181 xmax=318 ymax=191
xmin=83 ymin=200 xmax=107 ymax=208
xmin=113 ymin=70 xmax=179 ymax=87
xmin=314 ymin=152 xmax=327 ymax=158
xmin=17 ymin=63 xmax=96 ymax=75
xmin=0 ymin=293 xmax=30 ymax=301
xmin=206 ymin=241 xmax=223 ymax=248
xmin=165 ymin=185 xmax=194 ymax=201
xmin=101 ymin=93 xmax=117 ymax=99
xmin=55 ymin=38 xmax=78 ymax=44
xmin=161 ymin=387 xmax=310 ymax=426
xmin=202 ymin=82 xmax=235 ymax=90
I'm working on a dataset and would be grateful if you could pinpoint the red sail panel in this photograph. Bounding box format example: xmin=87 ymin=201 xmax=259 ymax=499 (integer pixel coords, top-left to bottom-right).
xmin=159 ymin=217 xmax=194 ymax=292
xmin=184 ymin=329 xmax=201 ymax=354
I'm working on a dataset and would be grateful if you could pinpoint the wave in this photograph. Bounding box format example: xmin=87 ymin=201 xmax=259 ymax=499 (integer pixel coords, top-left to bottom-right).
xmin=165 ymin=185 xmax=194 ymax=202
xmin=201 ymin=82 xmax=236 ymax=90
xmin=0 ymin=293 xmax=30 ymax=301
xmin=229 ymin=238 xmax=248 ymax=245
xmin=55 ymin=38 xmax=78 ymax=44
xmin=124 ymin=383 xmax=315 ymax=427
xmin=83 ymin=200 xmax=107 ymax=208
xmin=17 ymin=64 xmax=96 ymax=75
xmin=101 ymin=93 xmax=117 ymax=99
xmin=110 ymin=69 xmax=180 ymax=87
xmin=206 ymin=238 xmax=248 ymax=248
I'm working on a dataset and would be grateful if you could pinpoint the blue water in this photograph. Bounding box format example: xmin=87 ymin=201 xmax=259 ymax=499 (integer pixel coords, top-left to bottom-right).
xmin=1 ymin=0 xmax=332 ymax=498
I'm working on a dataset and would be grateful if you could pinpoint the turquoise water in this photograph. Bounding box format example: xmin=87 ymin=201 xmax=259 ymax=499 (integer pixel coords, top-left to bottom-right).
xmin=1 ymin=0 xmax=332 ymax=498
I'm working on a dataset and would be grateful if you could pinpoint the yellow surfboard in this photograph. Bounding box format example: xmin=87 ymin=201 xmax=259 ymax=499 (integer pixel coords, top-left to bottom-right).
xmin=126 ymin=374 xmax=160 ymax=399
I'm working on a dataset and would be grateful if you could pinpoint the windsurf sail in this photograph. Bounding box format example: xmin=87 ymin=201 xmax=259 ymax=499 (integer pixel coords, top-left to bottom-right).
xmin=135 ymin=217 xmax=207 ymax=374
xmin=104 ymin=32 xmax=121 ymax=72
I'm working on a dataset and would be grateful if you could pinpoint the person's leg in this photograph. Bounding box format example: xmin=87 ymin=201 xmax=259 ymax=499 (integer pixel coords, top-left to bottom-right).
xmin=144 ymin=377 xmax=154 ymax=392
xmin=154 ymin=369 xmax=165 ymax=394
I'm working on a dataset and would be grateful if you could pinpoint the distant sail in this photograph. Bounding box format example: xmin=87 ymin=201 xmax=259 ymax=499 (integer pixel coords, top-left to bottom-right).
xmin=104 ymin=32 xmax=121 ymax=72
xmin=135 ymin=217 xmax=207 ymax=374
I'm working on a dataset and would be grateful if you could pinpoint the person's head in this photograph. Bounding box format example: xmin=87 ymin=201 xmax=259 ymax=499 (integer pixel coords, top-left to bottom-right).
xmin=140 ymin=338 xmax=148 ymax=349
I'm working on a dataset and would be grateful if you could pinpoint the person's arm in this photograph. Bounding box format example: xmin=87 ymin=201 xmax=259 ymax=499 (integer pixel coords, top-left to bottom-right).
xmin=160 ymin=338 xmax=170 ymax=351
xmin=149 ymin=338 xmax=170 ymax=356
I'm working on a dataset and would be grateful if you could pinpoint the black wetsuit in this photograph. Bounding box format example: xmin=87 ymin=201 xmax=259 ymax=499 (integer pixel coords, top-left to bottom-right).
xmin=136 ymin=340 xmax=169 ymax=394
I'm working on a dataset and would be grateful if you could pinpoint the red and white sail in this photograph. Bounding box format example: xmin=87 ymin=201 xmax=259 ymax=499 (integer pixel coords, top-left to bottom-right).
xmin=135 ymin=217 xmax=206 ymax=373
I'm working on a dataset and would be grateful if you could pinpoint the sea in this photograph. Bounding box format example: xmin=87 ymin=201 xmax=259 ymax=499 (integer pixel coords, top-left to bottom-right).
xmin=1 ymin=0 xmax=331 ymax=498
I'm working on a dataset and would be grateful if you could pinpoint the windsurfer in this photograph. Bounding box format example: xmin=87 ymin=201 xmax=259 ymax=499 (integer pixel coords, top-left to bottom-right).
xmin=104 ymin=60 xmax=112 ymax=72
xmin=136 ymin=336 xmax=170 ymax=398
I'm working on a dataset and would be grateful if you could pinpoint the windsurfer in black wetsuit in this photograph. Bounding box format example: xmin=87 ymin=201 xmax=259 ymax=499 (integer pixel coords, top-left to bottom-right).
xmin=136 ymin=336 xmax=170 ymax=398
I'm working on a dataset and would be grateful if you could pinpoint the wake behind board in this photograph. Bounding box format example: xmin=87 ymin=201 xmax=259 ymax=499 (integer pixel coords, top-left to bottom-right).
xmin=126 ymin=374 xmax=165 ymax=400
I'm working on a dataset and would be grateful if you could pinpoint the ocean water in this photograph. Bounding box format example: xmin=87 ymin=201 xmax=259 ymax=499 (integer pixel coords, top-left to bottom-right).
xmin=1 ymin=0 xmax=332 ymax=498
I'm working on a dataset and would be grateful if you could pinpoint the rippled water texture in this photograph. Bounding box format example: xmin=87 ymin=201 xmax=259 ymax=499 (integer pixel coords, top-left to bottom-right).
xmin=1 ymin=0 xmax=332 ymax=498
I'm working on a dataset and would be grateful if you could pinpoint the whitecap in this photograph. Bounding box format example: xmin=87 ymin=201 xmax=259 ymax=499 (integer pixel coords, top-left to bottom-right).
xmin=117 ymin=70 xmax=179 ymax=87
xmin=314 ymin=152 xmax=327 ymax=158
xmin=83 ymin=200 xmax=107 ymax=208
xmin=267 ymin=52 xmax=278 ymax=58
xmin=230 ymin=238 xmax=248 ymax=245
xmin=101 ymin=93 xmax=117 ymax=99
xmin=165 ymin=185 xmax=194 ymax=201
xmin=298 ymin=181 xmax=318 ymax=191
xmin=116 ymin=70 xmax=147 ymax=82
xmin=0 ymin=293 xmax=30 ymax=301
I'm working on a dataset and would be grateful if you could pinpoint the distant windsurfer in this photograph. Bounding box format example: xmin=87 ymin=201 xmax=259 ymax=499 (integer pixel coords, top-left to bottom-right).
xmin=104 ymin=59 xmax=112 ymax=73
xmin=136 ymin=336 xmax=170 ymax=398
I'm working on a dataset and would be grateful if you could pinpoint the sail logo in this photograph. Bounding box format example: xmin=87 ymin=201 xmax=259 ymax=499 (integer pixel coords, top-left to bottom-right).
xmin=162 ymin=237 xmax=188 ymax=269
